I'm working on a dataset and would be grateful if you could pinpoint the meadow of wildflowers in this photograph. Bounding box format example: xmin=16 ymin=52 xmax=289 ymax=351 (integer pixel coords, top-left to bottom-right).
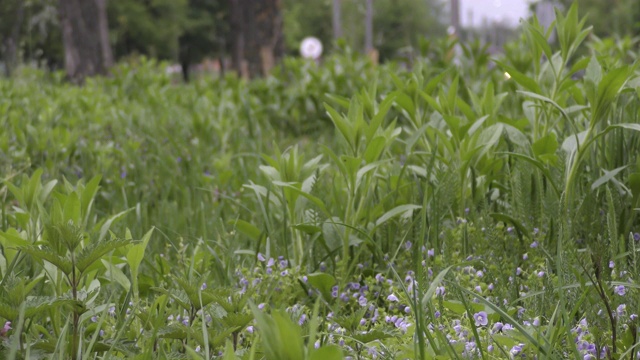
xmin=1 ymin=3 xmax=640 ymax=359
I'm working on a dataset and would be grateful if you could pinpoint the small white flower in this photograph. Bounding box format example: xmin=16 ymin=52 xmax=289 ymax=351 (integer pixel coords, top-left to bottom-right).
xmin=300 ymin=37 xmax=323 ymax=59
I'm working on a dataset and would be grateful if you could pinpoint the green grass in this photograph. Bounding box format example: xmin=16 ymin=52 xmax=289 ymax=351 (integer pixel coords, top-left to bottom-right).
xmin=1 ymin=3 xmax=640 ymax=359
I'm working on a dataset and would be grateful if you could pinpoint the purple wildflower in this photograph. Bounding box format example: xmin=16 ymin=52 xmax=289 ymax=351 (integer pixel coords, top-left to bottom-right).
xmin=375 ymin=273 xmax=384 ymax=283
xmin=510 ymin=343 xmax=524 ymax=356
xmin=492 ymin=322 xmax=503 ymax=333
xmin=474 ymin=311 xmax=488 ymax=326
xmin=0 ymin=322 xmax=11 ymax=337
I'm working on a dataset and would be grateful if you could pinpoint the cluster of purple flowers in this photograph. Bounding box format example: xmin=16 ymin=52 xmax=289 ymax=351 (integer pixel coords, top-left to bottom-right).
xmin=385 ymin=314 xmax=411 ymax=333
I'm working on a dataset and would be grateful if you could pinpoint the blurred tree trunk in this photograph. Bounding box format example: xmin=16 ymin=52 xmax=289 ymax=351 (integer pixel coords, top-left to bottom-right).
xmin=229 ymin=0 xmax=246 ymax=77
xmin=58 ymin=0 xmax=113 ymax=83
xmin=332 ymin=0 xmax=342 ymax=39
xmin=1 ymin=0 xmax=25 ymax=76
xmin=228 ymin=0 xmax=283 ymax=78
xmin=364 ymin=0 xmax=373 ymax=52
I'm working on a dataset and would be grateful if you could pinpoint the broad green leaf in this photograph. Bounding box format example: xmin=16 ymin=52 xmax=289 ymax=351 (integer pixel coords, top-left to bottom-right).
xmin=351 ymin=329 xmax=395 ymax=344
xmin=629 ymin=173 xmax=640 ymax=199
xmin=592 ymin=166 xmax=628 ymax=190
xmin=292 ymin=223 xmax=321 ymax=235
xmin=20 ymin=247 xmax=73 ymax=275
xmin=584 ymin=56 xmax=602 ymax=85
xmin=442 ymin=300 xmax=466 ymax=315
xmin=0 ymin=228 xmax=30 ymax=248
xmin=421 ymin=263 xmax=459 ymax=306
xmin=40 ymin=179 xmax=58 ymax=205
xmin=467 ymin=115 xmax=489 ymax=137
xmin=363 ymin=136 xmax=386 ymax=164
xmin=366 ymin=93 xmax=396 ymax=142
xmin=259 ymin=165 xmax=281 ymax=182
xmin=490 ymin=213 xmax=528 ymax=239
xmin=229 ymin=220 xmax=262 ymax=241
xmin=97 ymin=208 xmax=134 ymax=243
xmin=324 ymin=93 xmax=351 ymax=109
xmin=127 ymin=227 xmax=154 ymax=297
xmin=495 ymin=61 xmax=541 ymax=93
xmin=272 ymin=181 xmax=329 ymax=216
xmin=310 ymin=345 xmax=344 ymax=360
xmin=355 ymin=160 xmax=387 ymax=189
xmin=522 ymin=21 xmax=553 ymax=61
xmin=375 ymin=204 xmax=421 ymax=228
xmin=561 ymin=130 xmax=588 ymax=154
xmin=532 ymin=133 xmax=559 ymax=157
xmin=306 ymin=272 xmax=336 ymax=303
xmin=394 ymin=91 xmax=415 ymax=118
xmin=517 ymin=91 xmax=569 ymax=121
xmin=80 ymin=175 xmax=101 ymax=227
xmin=324 ymin=104 xmax=354 ymax=148
xmin=62 ymin=192 xmax=82 ymax=227
xmin=101 ymin=259 xmax=131 ymax=290
xmin=223 ymin=340 xmax=239 ymax=360
xmin=76 ymin=238 xmax=131 ymax=273
xmin=611 ymin=123 xmax=640 ymax=132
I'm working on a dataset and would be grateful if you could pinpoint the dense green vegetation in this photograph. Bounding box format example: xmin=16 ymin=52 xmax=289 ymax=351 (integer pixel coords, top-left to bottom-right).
xmin=2 ymin=4 xmax=640 ymax=359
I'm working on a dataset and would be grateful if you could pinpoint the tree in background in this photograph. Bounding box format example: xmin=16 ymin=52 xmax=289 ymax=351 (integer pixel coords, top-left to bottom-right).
xmin=58 ymin=0 xmax=113 ymax=83
xmin=281 ymin=0 xmax=446 ymax=61
xmin=0 ymin=0 xmax=25 ymax=76
xmin=282 ymin=0 xmax=332 ymax=55
xmin=341 ymin=0 xmax=446 ymax=61
xmin=8 ymin=0 xmax=636 ymax=82
xmin=108 ymin=0 xmax=187 ymax=61
xmin=554 ymin=0 xmax=638 ymax=39
xmin=179 ymin=0 xmax=229 ymax=81
xmin=229 ymin=0 xmax=284 ymax=78
xmin=0 ymin=0 xmax=62 ymax=74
